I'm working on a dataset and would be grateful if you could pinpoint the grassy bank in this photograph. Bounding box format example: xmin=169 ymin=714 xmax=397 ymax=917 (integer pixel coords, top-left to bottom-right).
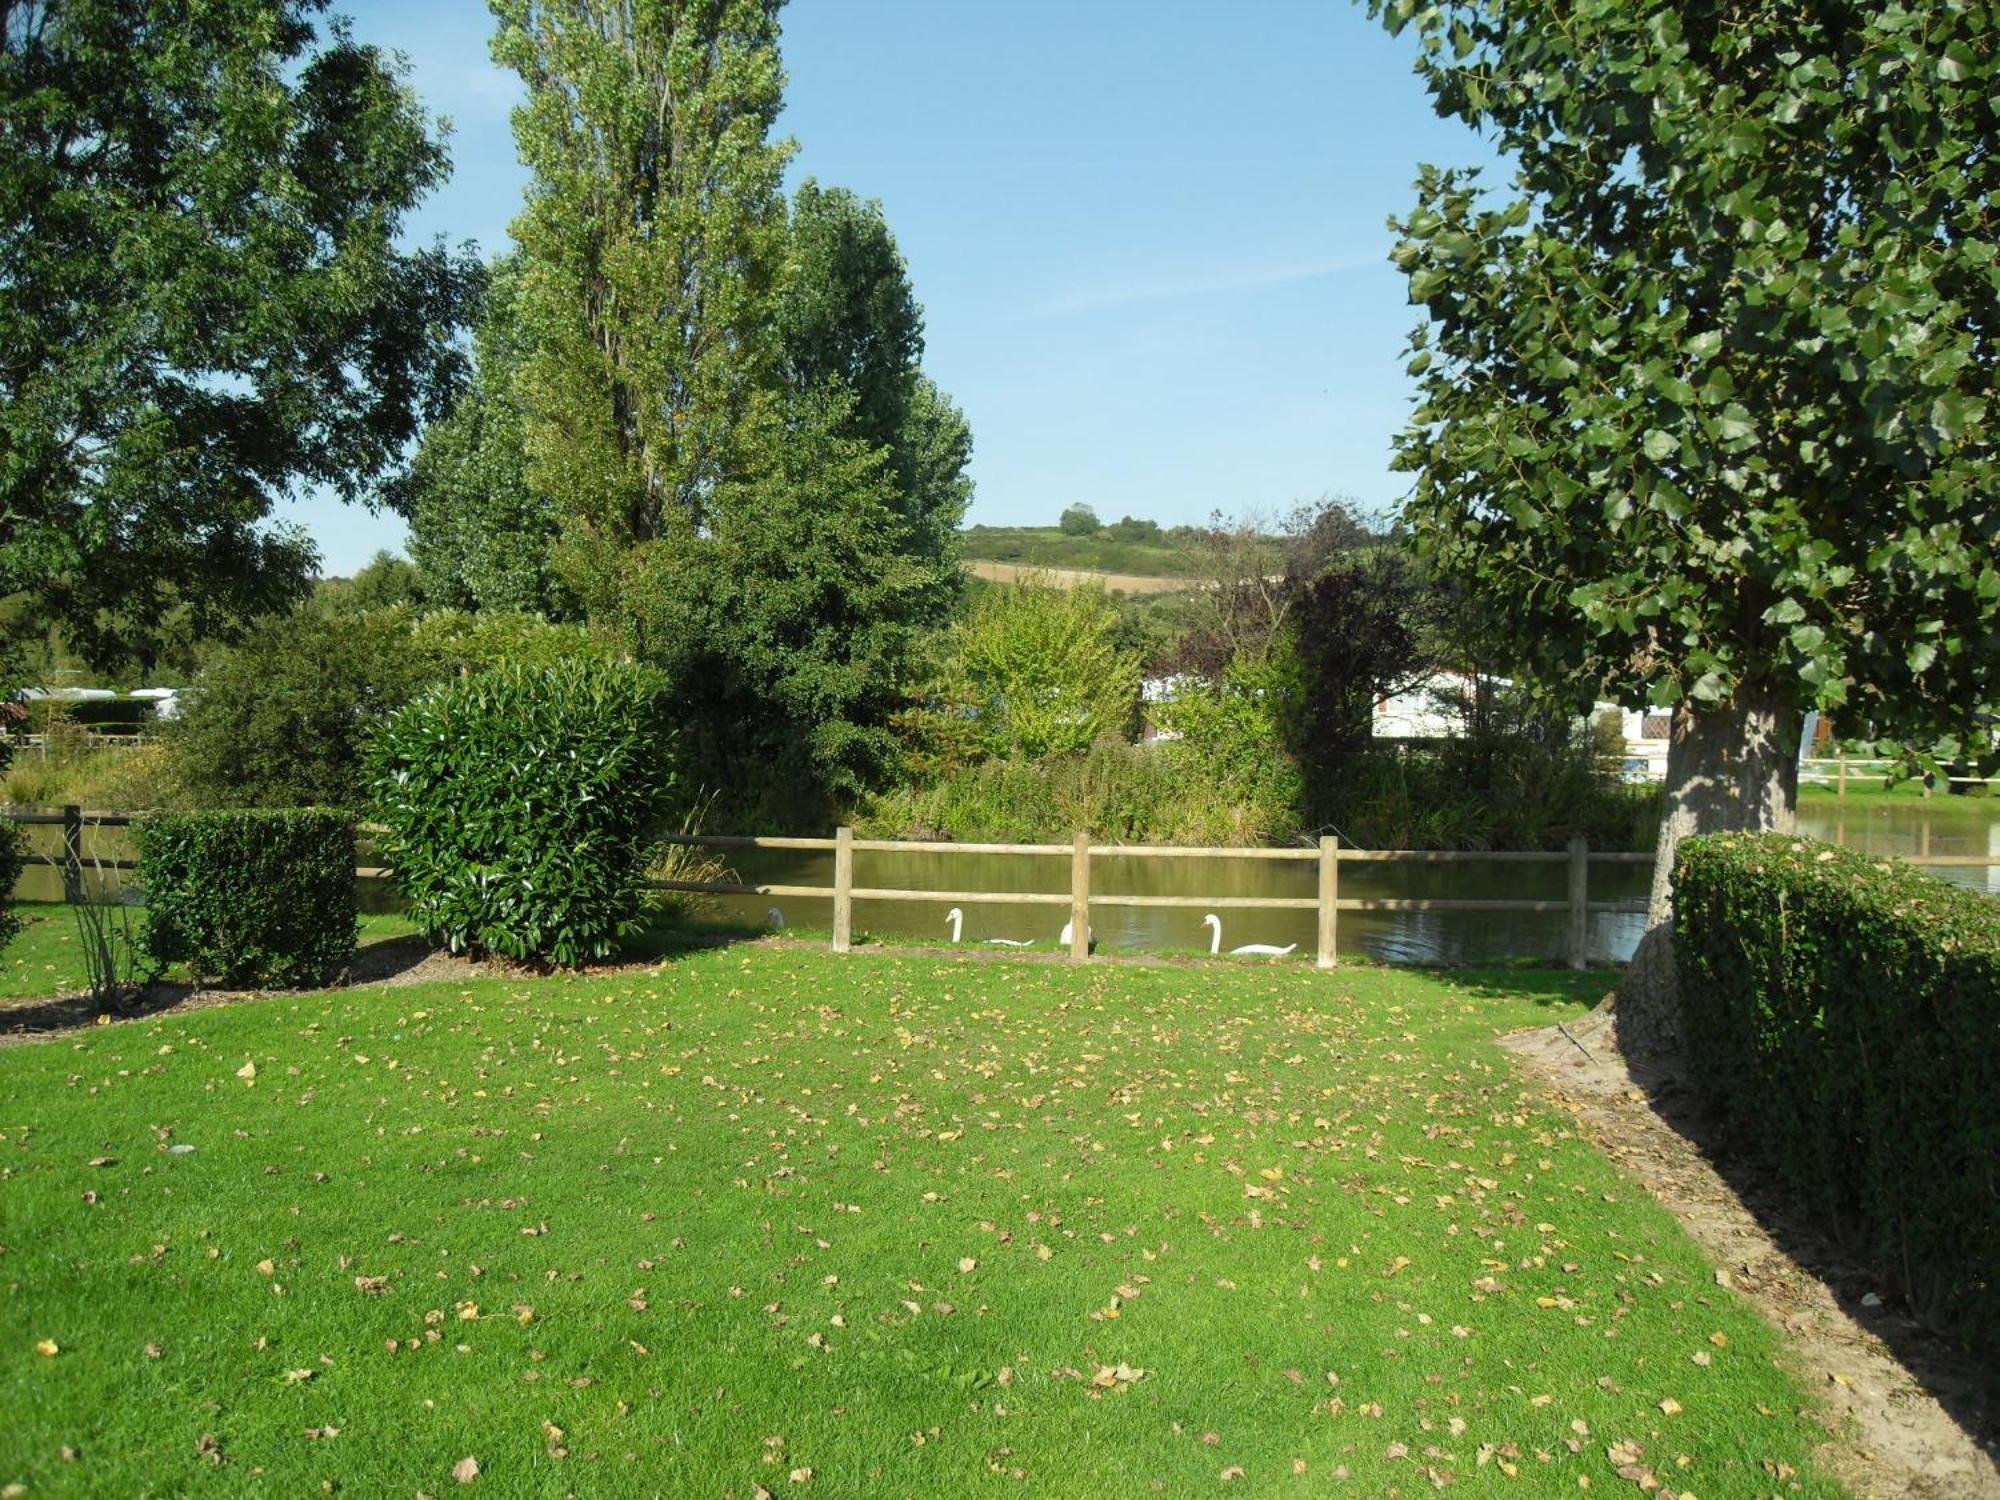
xmin=1798 ymin=779 xmax=1996 ymax=810
xmin=959 ymin=525 xmax=1204 ymax=577
xmin=0 ymin=946 xmax=1839 ymax=1495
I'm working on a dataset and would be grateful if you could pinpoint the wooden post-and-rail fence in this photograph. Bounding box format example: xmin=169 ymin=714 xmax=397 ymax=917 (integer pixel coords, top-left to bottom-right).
xmin=15 ymin=807 xmax=2000 ymax=971
xmin=653 ymin=829 xmax=1663 ymax=971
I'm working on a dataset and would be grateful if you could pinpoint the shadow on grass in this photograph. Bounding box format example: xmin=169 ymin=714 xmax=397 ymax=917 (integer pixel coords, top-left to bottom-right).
xmin=1450 ymin=967 xmax=1621 ymax=1010
xmin=1511 ymin=1024 xmax=2000 ymax=1474
xmin=0 ymin=930 xmax=442 ymax=1042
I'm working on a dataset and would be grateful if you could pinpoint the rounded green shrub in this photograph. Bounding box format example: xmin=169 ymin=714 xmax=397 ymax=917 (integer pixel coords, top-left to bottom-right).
xmin=370 ymin=659 xmax=675 ymax=965
xmin=136 ymin=809 xmax=357 ymax=987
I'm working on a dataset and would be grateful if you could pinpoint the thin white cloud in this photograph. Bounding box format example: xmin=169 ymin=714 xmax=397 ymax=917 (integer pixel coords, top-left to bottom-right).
xmin=1032 ymin=252 xmax=1383 ymax=317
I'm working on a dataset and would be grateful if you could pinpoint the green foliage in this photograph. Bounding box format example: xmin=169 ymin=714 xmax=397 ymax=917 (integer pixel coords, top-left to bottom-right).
xmin=621 ymin=388 xmax=955 ymax=799
xmin=0 ymin=743 xmax=183 ymax=815
xmin=135 ymin=809 xmax=357 ymax=987
xmin=369 ymin=660 xmax=676 ymax=965
xmin=958 ymin=524 xmax=1204 ymax=578
xmin=778 ymin=186 xmax=972 ymax=578
xmin=493 ymin=0 xmax=791 ymax=563
xmin=862 ymin=735 xmax=1300 ymax=847
xmin=779 ymin=181 xmax=922 ymax=458
xmin=315 ymin=551 xmax=428 ymax=616
xmin=168 ymin=604 xmax=607 ymax=811
xmin=1152 ymin=663 xmax=1305 ymax=837
xmin=1675 ymin=834 xmax=2000 ymax=1356
xmin=1283 ymin=548 xmax=1437 ymax=763
xmin=1057 ymin=504 xmax=1101 ymax=537
xmin=487 ymin=16 xmax=969 ymax=812
xmin=391 ymin=260 xmax=574 ymax=616
xmin=0 ymin=0 xmax=480 ymax=671
xmin=1311 ymin=740 xmax=1657 ymax=852
xmin=169 ymin=610 xmax=434 ymax=810
xmin=1105 ymin=515 xmax=1162 ymax=545
xmin=1374 ymin=0 xmax=1999 ymax=759
xmin=919 ymin=580 xmax=1141 ymax=762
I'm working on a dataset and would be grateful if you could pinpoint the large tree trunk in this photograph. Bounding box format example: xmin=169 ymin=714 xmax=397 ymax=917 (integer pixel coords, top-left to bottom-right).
xmin=1609 ymin=684 xmax=1800 ymax=1061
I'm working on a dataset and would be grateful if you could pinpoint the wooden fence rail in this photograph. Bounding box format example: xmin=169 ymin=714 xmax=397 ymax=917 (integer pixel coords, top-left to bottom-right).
xmin=12 ymin=808 xmax=1998 ymax=972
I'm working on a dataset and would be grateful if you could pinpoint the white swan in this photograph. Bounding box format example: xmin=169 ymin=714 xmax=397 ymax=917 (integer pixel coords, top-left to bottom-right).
xmin=766 ymin=907 xmax=786 ymax=931
xmin=1058 ymin=920 xmax=1097 ymax=954
xmin=1202 ymin=913 xmax=1296 ymax=958
xmin=947 ymin=907 xmax=1036 ymax=946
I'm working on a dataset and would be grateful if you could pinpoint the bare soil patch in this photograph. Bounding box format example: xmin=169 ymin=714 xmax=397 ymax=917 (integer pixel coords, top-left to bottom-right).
xmin=1503 ymin=1008 xmax=2000 ymax=1500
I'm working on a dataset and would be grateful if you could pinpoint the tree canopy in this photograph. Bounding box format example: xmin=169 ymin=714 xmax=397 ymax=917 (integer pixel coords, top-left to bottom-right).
xmin=1373 ymin=0 xmax=2000 ymax=1047
xmin=1376 ymin=0 xmax=1997 ymax=763
xmin=488 ymin=0 xmax=969 ymax=803
xmin=0 ymin=0 xmax=480 ymax=671
xmin=391 ymin=259 xmax=573 ymax=616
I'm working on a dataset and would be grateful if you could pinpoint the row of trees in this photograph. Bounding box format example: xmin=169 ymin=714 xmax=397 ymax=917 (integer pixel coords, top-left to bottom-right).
xmin=403 ymin=3 xmax=972 ymax=806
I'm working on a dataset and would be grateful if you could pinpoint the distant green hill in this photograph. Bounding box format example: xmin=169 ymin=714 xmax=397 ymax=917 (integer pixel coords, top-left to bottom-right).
xmin=958 ymin=525 xmax=1201 ymax=578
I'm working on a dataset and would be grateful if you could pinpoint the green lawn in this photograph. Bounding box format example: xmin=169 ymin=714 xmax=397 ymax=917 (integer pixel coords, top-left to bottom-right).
xmin=0 ymin=948 xmax=1838 ymax=1496
xmin=1 ymin=903 xmax=419 ymax=1002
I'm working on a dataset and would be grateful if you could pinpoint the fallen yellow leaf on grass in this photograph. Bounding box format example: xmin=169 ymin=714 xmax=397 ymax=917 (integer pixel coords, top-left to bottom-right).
xmin=237 ymin=1061 xmax=256 ymax=1083
xmin=35 ymin=1339 xmax=59 ymax=1357
xmin=453 ymin=1455 xmax=480 ymax=1483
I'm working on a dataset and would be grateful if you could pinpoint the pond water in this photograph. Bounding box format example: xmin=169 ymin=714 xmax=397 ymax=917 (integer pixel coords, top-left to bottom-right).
xmin=693 ymin=797 xmax=1999 ymax=965
xmin=12 ymin=796 xmax=1995 ymax=967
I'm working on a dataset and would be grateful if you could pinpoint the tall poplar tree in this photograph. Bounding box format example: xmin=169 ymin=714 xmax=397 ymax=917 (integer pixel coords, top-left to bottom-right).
xmin=491 ymin=0 xmax=792 ymax=590
xmin=491 ymin=0 xmax=971 ymax=803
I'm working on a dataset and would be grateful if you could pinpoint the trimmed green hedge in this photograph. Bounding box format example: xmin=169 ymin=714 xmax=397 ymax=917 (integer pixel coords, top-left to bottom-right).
xmin=369 ymin=659 xmax=675 ymax=966
xmin=1675 ymin=833 xmax=1999 ymax=1356
xmin=136 ymin=810 xmax=357 ymax=988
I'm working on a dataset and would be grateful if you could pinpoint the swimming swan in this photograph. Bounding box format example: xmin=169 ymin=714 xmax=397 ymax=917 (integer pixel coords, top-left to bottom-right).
xmin=947 ymin=907 xmax=1036 ymax=946
xmin=1201 ymin=913 xmax=1296 ymax=957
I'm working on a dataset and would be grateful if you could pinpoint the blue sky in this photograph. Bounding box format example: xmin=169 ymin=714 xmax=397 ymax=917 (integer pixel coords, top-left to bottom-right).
xmin=287 ymin=0 xmax=1496 ymax=575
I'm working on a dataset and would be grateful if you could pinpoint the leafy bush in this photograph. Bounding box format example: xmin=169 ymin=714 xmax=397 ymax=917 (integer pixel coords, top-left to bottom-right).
xmin=910 ymin=579 xmax=1141 ymax=762
xmin=136 ymin=810 xmax=357 ymax=987
xmin=370 ymin=660 xmax=676 ymax=965
xmin=1 ymin=744 xmax=184 ymax=811
xmin=1151 ymin=663 xmax=1304 ymax=838
xmin=1675 ymin=834 xmax=2000 ymax=1358
xmin=171 ymin=609 xmax=433 ymax=809
xmin=861 ymin=736 xmax=1302 ymax=847
xmin=1304 ymin=733 xmax=1656 ymax=851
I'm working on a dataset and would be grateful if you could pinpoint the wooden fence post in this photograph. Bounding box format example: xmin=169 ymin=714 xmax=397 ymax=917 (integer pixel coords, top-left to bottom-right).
xmin=61 ymin=804 xmax=84 ymax=904
xmin=1069 ymin=831 xmax=1091 ymax=963
xmin=831 ymin=825 xmax=854 ymax=954
xmin=1316 ymin=835 xmax=1339 ymax=970
xmin=1566 ymin=837 xmax=1589 ymax=971
xmin=1837 ymin=752 xmax=1847 ymax=801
